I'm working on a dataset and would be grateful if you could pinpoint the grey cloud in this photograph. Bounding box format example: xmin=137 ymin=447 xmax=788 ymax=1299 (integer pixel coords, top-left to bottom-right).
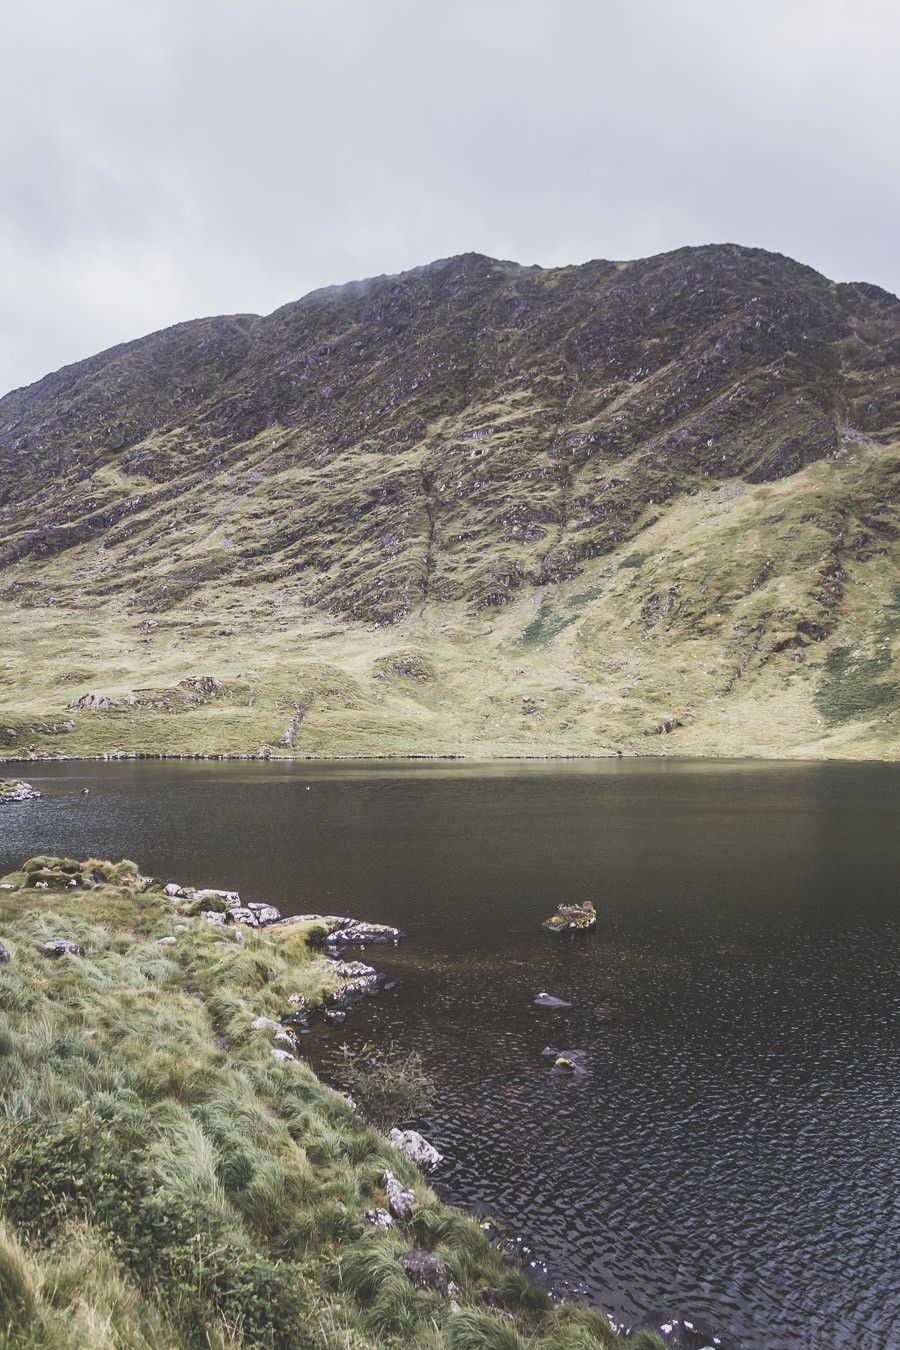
xmin=1 ymin=0 xmax=897 ymax=393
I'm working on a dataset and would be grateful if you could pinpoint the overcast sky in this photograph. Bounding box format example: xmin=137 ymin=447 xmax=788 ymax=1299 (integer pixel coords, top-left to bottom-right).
xmin=1 ymin=0 xmax=897 ymax=395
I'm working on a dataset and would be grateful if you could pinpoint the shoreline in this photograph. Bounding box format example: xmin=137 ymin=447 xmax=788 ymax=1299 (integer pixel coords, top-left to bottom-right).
xmin=2 ymin=749 xmax=898 ymax=765
xmin=0 ymin=852 xmax=691 ymax=1348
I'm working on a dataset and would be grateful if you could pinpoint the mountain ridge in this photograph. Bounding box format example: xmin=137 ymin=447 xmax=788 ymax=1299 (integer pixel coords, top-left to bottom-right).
xmin=2 ymin=243 xmax=898 ymax=759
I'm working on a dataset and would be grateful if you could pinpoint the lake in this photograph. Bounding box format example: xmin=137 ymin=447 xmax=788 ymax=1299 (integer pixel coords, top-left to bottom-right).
xmin=1 ymin=758 xmax=897 ymax=1349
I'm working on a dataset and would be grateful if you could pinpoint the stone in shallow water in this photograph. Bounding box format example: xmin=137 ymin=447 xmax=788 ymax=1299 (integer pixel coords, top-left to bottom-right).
xmin=534 ymin=991 xmax=572 ymax=1008
xmin=389 ymin=1128 xmax=443 ymax=1171
xmin=247 ymin=902 xmax=281 ymax=924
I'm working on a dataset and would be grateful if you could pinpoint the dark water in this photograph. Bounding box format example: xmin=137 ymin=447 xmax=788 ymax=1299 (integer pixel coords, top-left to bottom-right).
xmin=1 ymin=759 xmax=898 ymax=1349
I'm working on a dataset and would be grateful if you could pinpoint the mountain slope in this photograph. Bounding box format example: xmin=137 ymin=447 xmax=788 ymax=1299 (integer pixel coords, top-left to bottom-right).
xmin=1 ymin=244 xmax=898 ymax=759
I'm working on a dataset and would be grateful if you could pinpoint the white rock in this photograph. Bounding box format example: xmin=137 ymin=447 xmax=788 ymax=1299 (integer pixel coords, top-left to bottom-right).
xmin=164 ymin=883 xmax=186 ymax=898
xmin=194 ymin=888 xmax=240 ymax=906
xmin=156 ymin=935 xmax=177 ymax=945
xmin=365 ymin=1207 xmax=393 ymax=1227
xmin=252 ymin=1016 xmax=279 ymax=1032
xmin=271 ymin=1048 xmax=295 ymax=1063
xmin=382 ymin=1169 xmax=417 ymax=1219
xmin=389 ymin=1128 xmax=443 ymax=1171
xmin=202 ymin=911 xmax=226 ymax=926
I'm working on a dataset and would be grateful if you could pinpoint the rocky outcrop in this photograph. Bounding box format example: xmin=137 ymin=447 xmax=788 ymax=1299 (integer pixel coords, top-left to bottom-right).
xmin=0 ymin=779 xmax=43 ymax=803
xmin=382 ymin=1170 xmax=417 ymax=1221
xmin=398 ymin=1248 xmax=449 ymax=1295
xmin=42 ymin=940 xmax=85 ymax=958
xmin=389 ymin=1128 xmax=443 ymax=1171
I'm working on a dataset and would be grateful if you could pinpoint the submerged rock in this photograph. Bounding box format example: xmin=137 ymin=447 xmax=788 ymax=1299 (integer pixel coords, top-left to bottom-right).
xmin=383 ymin=1169 xmax=417 ymax=1220
xmin=534 ymin=991 xmax=572 ymax=1008
xmin=389 ymin=1128 xmax=443 ymax=1171
xmin=42 ymin=940 xmax=85 ymax=958
xmin=548 ymin=1049 xmax=589 ymax=1076
xmin=398 ymin=1248 xmax=449 ymax=1295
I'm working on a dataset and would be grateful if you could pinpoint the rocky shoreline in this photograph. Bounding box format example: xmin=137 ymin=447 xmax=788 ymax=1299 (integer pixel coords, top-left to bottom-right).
xmin=0 ymin=852 xmax=727 ymax=1348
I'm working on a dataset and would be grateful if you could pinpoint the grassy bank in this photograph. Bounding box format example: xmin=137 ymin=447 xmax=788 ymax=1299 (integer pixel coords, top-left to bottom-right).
xmin=0 ymin=858 xmax=662 ymax=1349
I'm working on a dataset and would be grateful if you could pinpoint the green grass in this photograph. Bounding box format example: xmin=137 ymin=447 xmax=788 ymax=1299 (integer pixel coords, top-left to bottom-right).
xmin=0 ymin=857 xmax=660 ymax=1349
xmin=0 ymin=247 xmax=897 ymax=761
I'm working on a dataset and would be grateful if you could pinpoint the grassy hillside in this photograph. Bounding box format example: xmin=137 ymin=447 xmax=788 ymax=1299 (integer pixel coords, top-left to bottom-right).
xmin=1 ymin=245 xmax=897 ymax=759
xmin=0 ymin=856 xmax=663 ymax=1349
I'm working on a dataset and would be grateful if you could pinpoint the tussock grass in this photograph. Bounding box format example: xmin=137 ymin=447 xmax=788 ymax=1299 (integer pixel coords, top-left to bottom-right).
xmin=0 ymin=856 xmax=649 ymax=1348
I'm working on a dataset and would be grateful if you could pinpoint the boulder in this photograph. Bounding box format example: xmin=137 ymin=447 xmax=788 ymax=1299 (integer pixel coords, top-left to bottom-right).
xmin=0 ymin=940 xmax=11 ymax=963
xmin=382 ymin=1169 xmax=417 ymax=1220
xmin=194 ymin=888 xmax=240 ymax=907
xmin=398 ymin=1248 xmax=449 ymax=1295
xmin=251 ymin=1015 xmax=280 ymax=1032
xmin=227 ymin=907 xmax=260 ymax=927
xmin=247 ymin=902 xmax=281 ymax=925
xmin=328 ymin=919 xmax=405 ymax=945
xmin=364 ymin=1207 xmax=394 ymax=1227
xmin=202 ymin=911 xmax=227 ymax=926
xmin=156 ymin=935 xmax=177 ymax=945
xmin=534 ymin=992 xmax=572 ymax=1008
xmin=164 ymin=883 xmax=186 ymax=898
xmin=271 ymin=1047 xmax=295 ymax=1063
xmin=42 ymin=940 xmax=85 ymax=958
xmin=389 ymin=1128 xmax=443 ymax=1171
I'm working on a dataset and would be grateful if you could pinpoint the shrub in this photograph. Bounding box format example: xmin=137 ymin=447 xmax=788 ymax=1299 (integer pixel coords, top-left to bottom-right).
xmin=327 ymin=1041 xmax=431 ymax=1130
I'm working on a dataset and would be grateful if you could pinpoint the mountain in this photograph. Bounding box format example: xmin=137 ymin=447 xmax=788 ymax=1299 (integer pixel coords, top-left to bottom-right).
xmin=1 ymin=244 xmax=898 ymax=759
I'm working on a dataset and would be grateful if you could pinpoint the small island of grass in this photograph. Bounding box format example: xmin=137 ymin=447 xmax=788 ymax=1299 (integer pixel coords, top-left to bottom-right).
xmin=0 ymin=778 xmax=43 ymax=803
xmin=543 ymin=901 xmax=597 ymax=933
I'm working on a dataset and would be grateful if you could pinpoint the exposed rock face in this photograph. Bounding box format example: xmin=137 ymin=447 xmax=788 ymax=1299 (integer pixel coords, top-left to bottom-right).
xmin=1 ymin=245 xmax=897 ymax=758
xmin=382 ymin=1169 xmax=417 ymax=1221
